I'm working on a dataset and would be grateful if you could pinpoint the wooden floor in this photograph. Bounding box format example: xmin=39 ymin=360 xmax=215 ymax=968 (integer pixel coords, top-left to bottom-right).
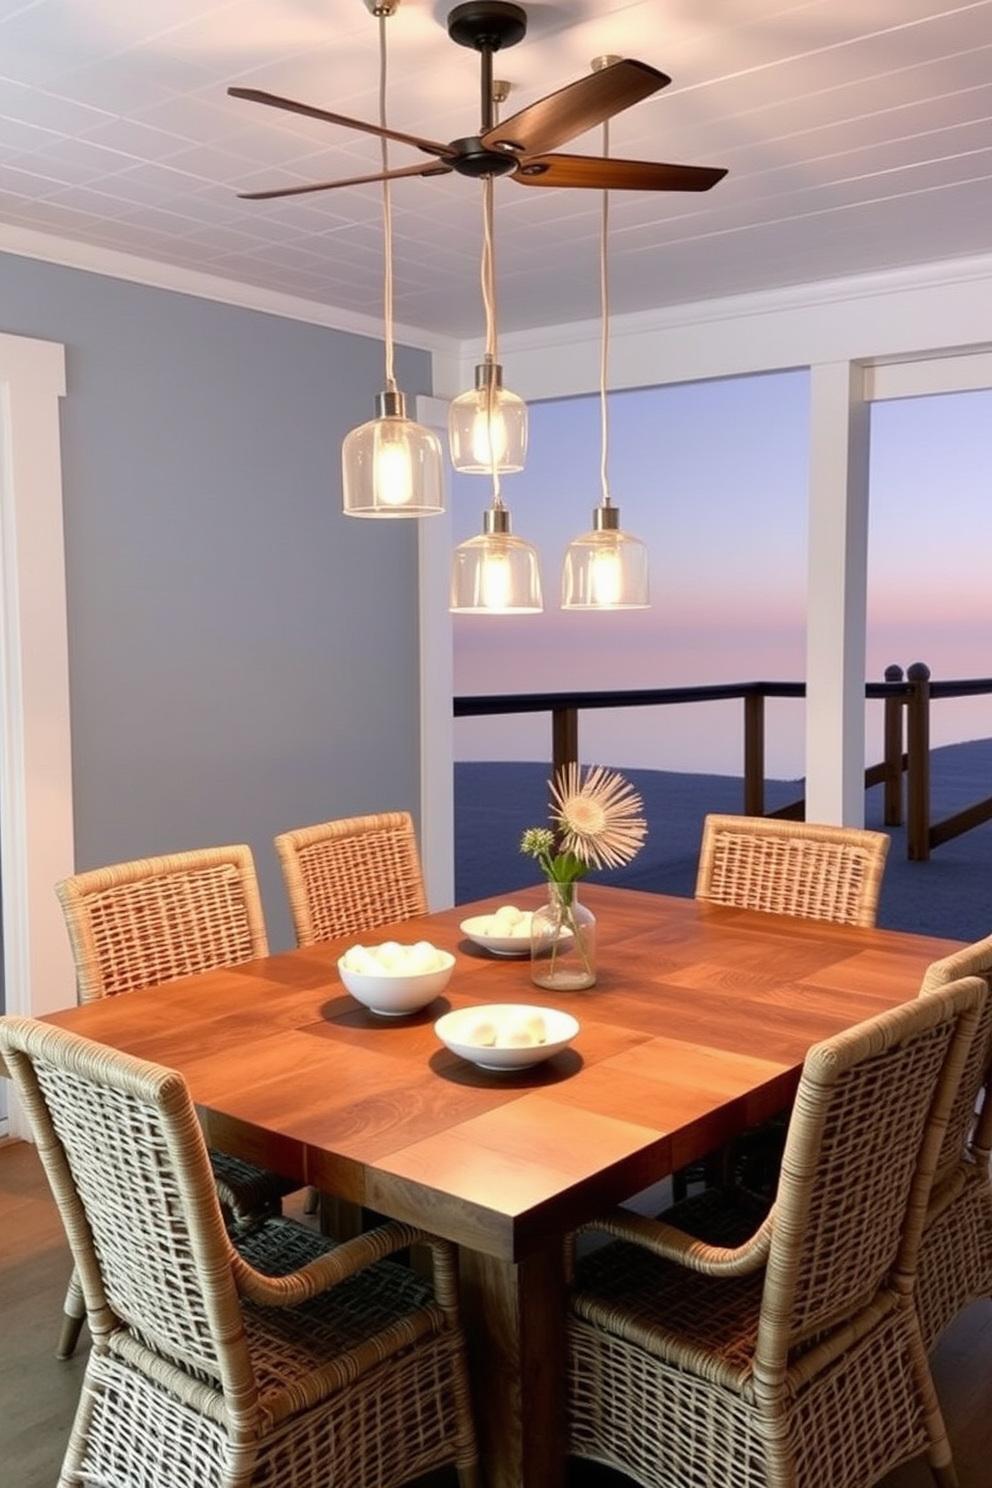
xmin=2 ymin=1136 xmax=991 ymax=1488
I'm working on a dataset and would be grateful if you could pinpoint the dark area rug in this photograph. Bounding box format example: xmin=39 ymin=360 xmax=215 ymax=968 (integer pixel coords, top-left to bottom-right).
xmin=455 ymin=739 xmax=992 ymax=943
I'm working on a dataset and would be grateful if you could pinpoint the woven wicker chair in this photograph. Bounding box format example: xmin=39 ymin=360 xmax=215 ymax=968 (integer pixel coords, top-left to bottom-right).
xmin=53 ymin=844 xmax=300 ymax=1359
xmin=915 ymin=936 xmax=992 ymax=1348
xmin=679 ymin=814 xmax=891 ymax=1200
xmin=274 ymin=811 xmax=427 ymax=949
xmin=695 ymin=812 xmax=890 ymax=927
xmin=0 ymin=1016 xmax=481 ymax=1488
xmin=566 ymin=975 xmax=987 ymax=1488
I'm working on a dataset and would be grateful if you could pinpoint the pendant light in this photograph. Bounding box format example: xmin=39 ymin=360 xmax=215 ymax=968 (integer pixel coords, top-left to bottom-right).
xmin=450 ymin=162 xmax=541 ymax=612
xmin=450 ymin=381 xmax=542 ymax=614
xmin=342 ymin=1 xmax=443 ymax=517
xmin=562 ymin=69 xmax=649 ymax=608
xmin=448 ymin=81 xmax=527 ymax=474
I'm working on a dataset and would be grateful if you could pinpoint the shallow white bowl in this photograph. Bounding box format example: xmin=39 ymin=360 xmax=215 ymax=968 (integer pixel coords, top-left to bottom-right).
xmin=338 ymin=948 xmax=455 ymax=1016
xmin=459 ymin=911 xmax=535 ymax=957
xmin=434 ymin=1004 xmax=580 ymax=1071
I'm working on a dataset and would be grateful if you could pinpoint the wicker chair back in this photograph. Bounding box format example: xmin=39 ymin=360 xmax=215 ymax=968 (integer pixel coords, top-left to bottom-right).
xmin=919 ymin=932 xmax=992 ymax=1175
xmin=274 ymin=811 xmax=427 ymax=948
xmin=1 ymin=1019 xmax=249 ymax=1390
xmin=695 ymin=812 xmax=889 ymax=927
xmin=55 ymin=845 xmax=269 ymax=1002
xmin=757 ymin=977 xmax=986 ymax=1366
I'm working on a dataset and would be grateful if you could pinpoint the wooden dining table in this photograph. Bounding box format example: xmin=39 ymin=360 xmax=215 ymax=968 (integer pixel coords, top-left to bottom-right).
xmin=39 ymin=883 xmax=962 ymax=1488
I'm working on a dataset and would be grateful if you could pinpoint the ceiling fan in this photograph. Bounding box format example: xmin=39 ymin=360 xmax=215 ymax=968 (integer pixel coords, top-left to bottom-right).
xmin=228 ymin=0 xmax=727 ymax=201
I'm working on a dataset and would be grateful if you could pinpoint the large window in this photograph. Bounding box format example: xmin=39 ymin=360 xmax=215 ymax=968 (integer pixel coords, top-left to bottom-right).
xmin=868 ymin=387 xmax=992 ymax=749
xmin=452 ymin=369 xmax=810 ymax=776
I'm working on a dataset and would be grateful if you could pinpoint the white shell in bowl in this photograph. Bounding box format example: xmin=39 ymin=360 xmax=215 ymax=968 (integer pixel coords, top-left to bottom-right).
xmin=459 ymin=907 xmax=535 ymax=957
xmin=338 ymin=943 xmax=455 ymax=1016
xmin=434 ymin=1003 xmax=579 ymax=1071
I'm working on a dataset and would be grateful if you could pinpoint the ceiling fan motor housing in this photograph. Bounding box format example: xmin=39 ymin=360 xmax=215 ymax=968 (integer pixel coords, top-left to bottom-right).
xmin=446 ymin=2 xmax=528 ymax=53
xmin=448 ymin=137 xmax=519 ymax=178
xmin=446 ymin=2 xmax=529 ymax=177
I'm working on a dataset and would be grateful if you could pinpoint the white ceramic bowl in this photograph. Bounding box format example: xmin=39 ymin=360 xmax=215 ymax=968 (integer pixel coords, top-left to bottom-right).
xmin=434 ymin=1003 xmax=580 ymax=1071
xmin=459 ymin=910 xmax=535 ymax=957
xmin=338 ymin=946 xmax=455 ymax=1016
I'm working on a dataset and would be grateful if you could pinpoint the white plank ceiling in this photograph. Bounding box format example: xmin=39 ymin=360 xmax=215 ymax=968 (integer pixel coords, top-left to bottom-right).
xmin=0 ymin=0 xmax=990 ymax=340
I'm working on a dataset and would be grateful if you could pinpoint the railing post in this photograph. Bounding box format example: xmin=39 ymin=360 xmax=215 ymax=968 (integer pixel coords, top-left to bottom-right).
xmin=906 ymin=662 xmax=931 ymax=861
xmin=743 ymin=692 xmax=765 ymax=816
xmin=883 ymin=664 xmax=904 ymax=826
xmin=551 ymin=706 xmax=578 ymax=779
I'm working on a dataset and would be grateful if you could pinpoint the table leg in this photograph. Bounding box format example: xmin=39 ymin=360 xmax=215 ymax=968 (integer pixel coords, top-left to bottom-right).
xmin=316 ymin=1193 xmax=365 ymax=1239
xmin=458 ymin=1242 xmax=567 ymax=1488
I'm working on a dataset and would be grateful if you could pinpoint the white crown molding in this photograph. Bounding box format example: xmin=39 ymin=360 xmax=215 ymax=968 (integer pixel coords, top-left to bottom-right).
xmin=496 ymin=250 xmax=992 ymax=359
xmin=0 ymin=223 xmax=455 ymax=357
xmin=6 ymin=219 xmax=992 ymax=391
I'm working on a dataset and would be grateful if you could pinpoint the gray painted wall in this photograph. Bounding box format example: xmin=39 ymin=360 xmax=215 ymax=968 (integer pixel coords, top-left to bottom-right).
xmin=1 ymin=251 xmax=431 ymax=950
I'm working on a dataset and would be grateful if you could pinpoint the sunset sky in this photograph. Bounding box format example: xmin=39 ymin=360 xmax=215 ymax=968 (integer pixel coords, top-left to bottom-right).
xmin=452 ymin=375 xmax=992 ymax=778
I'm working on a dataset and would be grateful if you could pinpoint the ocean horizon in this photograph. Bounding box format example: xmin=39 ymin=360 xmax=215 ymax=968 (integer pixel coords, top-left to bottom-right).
xmin=455 ymin=738 xmax=992 ymax=944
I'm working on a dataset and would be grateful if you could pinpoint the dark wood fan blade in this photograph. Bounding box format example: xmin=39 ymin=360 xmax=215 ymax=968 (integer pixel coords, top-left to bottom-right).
xmin=228 ymin=86 xmax=454 ymax=160
xmin=513 ymin=153 xmax=728 ymax=192
xmin=480 ymin=59 xmax=669 ymax=158
xmin=237 ymin=161 xmax=453 ymax=201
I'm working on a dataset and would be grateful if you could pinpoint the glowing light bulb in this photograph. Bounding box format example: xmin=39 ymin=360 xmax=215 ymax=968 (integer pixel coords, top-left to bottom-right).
xmin=374 ymin=430 xmax=414 ymax=508
xmin=590 ymin=545 xmax=622 ymax=606
xmin=480 ymin=549 xmax=512 ymax=610
xmin=470 ymin=400 xmax=508 ymax=468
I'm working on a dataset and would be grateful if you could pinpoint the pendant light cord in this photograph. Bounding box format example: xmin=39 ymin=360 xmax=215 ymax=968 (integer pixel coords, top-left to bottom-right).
xmin=599 ymin=119 xmax=612 ymax=508
xmin=482 ymin=174 xmax=498 ymax=365
xmin=378 ymin=13 xmax=397 ymax=394
xmin=481 ymin=172 xmax=503 ymax=507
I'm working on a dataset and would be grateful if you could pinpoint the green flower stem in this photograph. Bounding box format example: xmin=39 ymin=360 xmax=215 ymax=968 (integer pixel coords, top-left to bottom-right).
xmin=545 ymin=880 xmax=594 ymax=983
xmin=521 ymin=831 xmax=594 ymax=985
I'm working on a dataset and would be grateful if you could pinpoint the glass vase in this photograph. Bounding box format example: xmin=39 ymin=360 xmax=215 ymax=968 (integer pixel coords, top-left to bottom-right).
xmin=530 ymin=882 xmax=597 ymax=991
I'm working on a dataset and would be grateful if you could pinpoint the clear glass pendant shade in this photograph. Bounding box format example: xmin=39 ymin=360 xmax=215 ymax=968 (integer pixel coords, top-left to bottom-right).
xmin=342 ymin=390 xmax=444 ymax=517
xmin=340 ymin=14 xmax=444 ymax=521
xmin=562 ymin=505 xmax=650 ymax=609
xmin=449 ymin=362 xmax=527 ymax=474
xmin=450 ymin=507 xmax=543 ymax=614
xmin=560 ymin=105 xmax=650 ymax=610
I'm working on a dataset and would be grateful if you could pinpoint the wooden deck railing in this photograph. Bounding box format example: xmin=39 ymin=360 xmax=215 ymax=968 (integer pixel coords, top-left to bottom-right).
xmin=453 ymin=664 xmax=992 ymax=861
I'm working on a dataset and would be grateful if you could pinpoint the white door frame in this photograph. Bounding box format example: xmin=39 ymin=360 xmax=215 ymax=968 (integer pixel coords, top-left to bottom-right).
xmin=416 ymin=395 xmax=455 ymax=910
xmin=0 ymin=330 xmax=76 ymax=1140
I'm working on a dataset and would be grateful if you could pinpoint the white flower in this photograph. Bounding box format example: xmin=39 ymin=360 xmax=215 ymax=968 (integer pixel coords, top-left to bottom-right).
xmin=549 ymin=764 xmax=647 ymax=871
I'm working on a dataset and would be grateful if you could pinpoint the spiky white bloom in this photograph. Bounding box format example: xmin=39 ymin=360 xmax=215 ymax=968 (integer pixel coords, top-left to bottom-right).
xmin=549 ymin=764 xmax=647 ymax=871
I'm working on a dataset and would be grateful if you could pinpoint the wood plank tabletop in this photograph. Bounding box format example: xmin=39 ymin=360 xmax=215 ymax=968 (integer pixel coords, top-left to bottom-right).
xmin=39 ymin=884 xmax=962 ymax=1488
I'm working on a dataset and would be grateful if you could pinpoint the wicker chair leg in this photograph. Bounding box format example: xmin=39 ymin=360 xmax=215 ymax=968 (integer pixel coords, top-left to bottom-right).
xmin=456 ymin=1463 xmax=484 ymax=1488
xmin=56 ymin=1270 xmax=86 ymax=1359
xmin=913 ymin=1321 xmax=960 ymax=1488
